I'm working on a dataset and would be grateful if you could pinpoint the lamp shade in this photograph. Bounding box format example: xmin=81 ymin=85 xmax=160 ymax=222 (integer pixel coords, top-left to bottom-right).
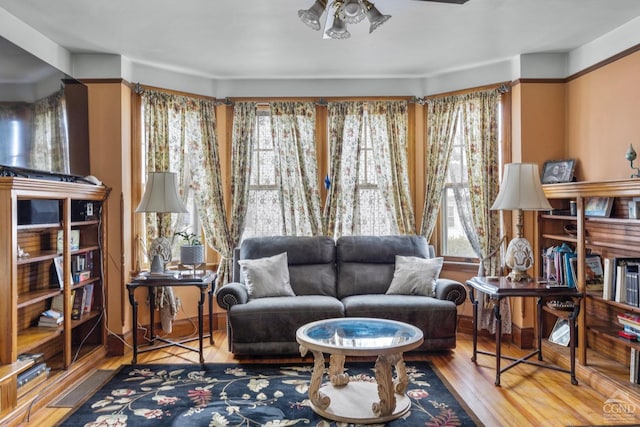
xmin=135 ymin=171 xmax=188 ymax=213
xmin=490 ymin=163 xmax=552 ymax=211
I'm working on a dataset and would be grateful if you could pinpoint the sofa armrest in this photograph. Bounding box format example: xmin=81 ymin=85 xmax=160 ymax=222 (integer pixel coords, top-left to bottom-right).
xmin=215 ymin=282 xmax=249 ymax=310
xmin=434 ymin=278 xmax=467 ymax=306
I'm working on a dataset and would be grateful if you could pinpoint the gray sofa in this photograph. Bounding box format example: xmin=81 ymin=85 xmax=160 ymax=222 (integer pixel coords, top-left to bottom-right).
xmin=215 ymin=235 xmax=466 ymax=355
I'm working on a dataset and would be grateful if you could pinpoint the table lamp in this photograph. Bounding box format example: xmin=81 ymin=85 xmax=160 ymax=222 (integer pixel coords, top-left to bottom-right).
xmin=135 ymin=171 xmax=188 ymax=273
xmin=490 ymin=163 xmax=552 ymax=281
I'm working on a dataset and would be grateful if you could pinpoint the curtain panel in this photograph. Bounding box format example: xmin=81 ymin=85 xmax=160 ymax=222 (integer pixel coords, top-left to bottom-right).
xmin=269 ymin=101 xmax=323 ymax=236
xmin=31 ymin=89 xmax=69 ymax=174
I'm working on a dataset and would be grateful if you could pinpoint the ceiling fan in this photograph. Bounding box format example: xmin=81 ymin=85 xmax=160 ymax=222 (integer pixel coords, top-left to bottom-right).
xmin=299 ymin=0 xmax=470 ymax=39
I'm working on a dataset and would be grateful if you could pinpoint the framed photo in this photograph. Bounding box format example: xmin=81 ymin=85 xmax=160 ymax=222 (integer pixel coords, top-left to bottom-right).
xmin=541 ymin=159 xmax=576 ymax=184
xmin=549 ymin=318 xmax=570 ymax=346
xmin=585 ymin=197 xmax=613 ymax=217
xmin=52 ymin=256 xmax=73 ymax=288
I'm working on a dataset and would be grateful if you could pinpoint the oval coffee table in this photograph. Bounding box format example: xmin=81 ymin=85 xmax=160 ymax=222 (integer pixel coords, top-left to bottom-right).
xmin=296 ymin=317 xmax=424 ymax=424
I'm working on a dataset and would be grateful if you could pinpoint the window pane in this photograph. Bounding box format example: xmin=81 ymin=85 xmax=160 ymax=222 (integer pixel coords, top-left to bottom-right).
xmin=442 ymin=187 xmax=475 ymax=257
xmin=242 ymin=110 xmax=283 ymax=240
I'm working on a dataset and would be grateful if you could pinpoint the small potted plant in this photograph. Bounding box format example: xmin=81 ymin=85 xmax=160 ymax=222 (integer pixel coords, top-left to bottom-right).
xmin=175 ymin=231 xmax=205 ymax=267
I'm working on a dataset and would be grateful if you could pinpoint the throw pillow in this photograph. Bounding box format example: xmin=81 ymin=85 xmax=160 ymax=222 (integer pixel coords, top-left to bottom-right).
xmin=238 ymin=252 xmax=295 ymax=299
xmin=385 ymin=255 xmax=444 ymax=297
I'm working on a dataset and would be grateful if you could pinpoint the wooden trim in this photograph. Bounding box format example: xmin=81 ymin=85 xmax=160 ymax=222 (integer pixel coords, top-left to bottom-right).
xmin=134 ymin=83 xmax=216 ymax=101
xmin=79 ymin=78 xmax=129 ymax=86
xmin=423 ymin=81 xmax=511 ymax=100
xmin=567 ymin=43 xmax=640 ymax=81
xmin=512 ymin=78 xmax=565 ymax=85
xmin=228 ymin=96 xmax=413 ymax=103
xmin=512 ymin=42 xmax=640 ymax=85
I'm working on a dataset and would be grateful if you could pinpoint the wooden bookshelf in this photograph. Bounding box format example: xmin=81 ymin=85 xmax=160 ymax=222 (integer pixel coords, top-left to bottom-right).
xmin=537 ymin=178 xmax=640 ymax=401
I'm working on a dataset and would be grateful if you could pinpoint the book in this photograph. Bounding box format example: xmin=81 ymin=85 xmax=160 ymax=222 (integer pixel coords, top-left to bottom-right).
xmin=615 ymin=265 xmax=627 ymax=303
xmin=50 ymin=293 xmax=65 ymax=313
xmin=17 ymin=363 xmax=48 ymax=388
xmin=41 ymin=309 xmax=62 ymax=319
xmin=38 ymin=316 xmax=63 ymax=328
xmin=56 ymin=229 xmax=80 ymax=252
xmin=603 ymin=257 xmax=614 ymax=301
xmin=585 ymin=254 xmax=605 ymax=291
xmin=83 ymin=284 xmax=94 ymax=313
xmin=71 ymin=287 xmax=85 ymax=320
xmin=626 ymin=264 xmax=640 ymax=307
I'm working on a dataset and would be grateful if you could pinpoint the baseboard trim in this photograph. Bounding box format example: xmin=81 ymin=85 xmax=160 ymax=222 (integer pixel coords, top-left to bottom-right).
xmin=458 ymin=314 xmax=534 ymax=349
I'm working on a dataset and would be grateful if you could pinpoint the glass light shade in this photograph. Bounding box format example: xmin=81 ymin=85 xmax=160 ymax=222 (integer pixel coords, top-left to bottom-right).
xmin=339 ymin=0 xmax=366 ymax=24
xmin=365 ymin=2 xmax=391 ymax=33
xmin=298 ymin=0 xmax=328 ymax=31
xmin=135 ymin=171 xmax=188 ymax=214
xmin=326 ymin=14 xmax=351 ymax=39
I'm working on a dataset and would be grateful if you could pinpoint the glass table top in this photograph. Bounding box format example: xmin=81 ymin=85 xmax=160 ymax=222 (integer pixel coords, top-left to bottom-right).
xmin=297 ymin=317 xmax=423 ymax=351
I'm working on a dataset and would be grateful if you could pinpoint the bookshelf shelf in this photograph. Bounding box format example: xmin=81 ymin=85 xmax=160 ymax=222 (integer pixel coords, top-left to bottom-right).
xmin=538 ymin=178 xmax=640 ymax=397
xmin=0 ymin=177 xmax=109 ymax=423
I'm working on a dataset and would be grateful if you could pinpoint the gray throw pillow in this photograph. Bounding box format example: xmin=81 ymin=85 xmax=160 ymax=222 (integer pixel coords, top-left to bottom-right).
xmin=238 ymin=252 xmax=295 ymax=299
xmin=386 ymin=255 xmax=444 ymax=297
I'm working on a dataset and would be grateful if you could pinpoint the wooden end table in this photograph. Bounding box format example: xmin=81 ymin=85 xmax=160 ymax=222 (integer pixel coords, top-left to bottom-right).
xmin=127 ymin=271 xmax=216 ymax=364
xmin=465 ymin=276 xmax=582 ymax=386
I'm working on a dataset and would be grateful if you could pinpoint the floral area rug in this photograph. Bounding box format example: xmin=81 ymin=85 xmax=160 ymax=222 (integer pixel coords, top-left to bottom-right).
xmin=58 ymin=362 xmax=480 ymax=426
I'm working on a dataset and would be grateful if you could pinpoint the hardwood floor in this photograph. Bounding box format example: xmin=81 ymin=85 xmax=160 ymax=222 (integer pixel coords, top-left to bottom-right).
xmin=23 ymin=331 xmax=633 ymax=426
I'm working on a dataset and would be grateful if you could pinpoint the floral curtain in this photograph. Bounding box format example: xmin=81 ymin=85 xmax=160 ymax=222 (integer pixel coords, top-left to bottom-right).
xmin=223 ymin=102 xmax=257 ymax=285
xmin=367 ymin=100 xmax=415 ymax=234
xmin=141 ymin=90 xmax=181 ymax=244
xmin=269 ymin=101 xmax=323 ymax=236
xmin=324 ymin=101 xmax=364 ymax=238
xmin=31 ymin=89 xmax=69 ymax=174
xmin=419 ymin=96 xmax=459 ymax=240
xmin=189 ymin=99 xmax=233 ymax=288
xmin=460 ymin=89 xmax=503 ymax=277
xmin=458 ymin=88 xmax=508 ymax=333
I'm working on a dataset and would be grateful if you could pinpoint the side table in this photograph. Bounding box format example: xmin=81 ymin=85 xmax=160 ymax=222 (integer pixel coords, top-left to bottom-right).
xmin=127 ymin=271 xmax=216 ymax=364
xmin=465 ymin=276 xmax=582 ymax=386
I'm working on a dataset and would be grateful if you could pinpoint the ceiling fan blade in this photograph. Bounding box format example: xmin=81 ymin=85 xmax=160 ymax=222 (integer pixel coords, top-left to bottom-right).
xmin=414 ymin=0 xmax=470 ymax=4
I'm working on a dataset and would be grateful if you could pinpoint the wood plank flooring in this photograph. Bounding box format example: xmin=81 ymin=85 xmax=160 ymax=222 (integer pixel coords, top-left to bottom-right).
xmin=22 ymin=331 xmax=634 ymax=426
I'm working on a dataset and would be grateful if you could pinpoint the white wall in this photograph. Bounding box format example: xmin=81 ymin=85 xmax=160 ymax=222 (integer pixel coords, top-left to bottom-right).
xmin=3 ymin=10 xmax=640 ymax=98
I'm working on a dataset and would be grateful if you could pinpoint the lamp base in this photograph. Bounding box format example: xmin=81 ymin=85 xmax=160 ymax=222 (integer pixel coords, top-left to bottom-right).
xmin=507 ymin=268 xmax=531 ymax=282
xmin=504 ymin=236 xmax=534 ymax=283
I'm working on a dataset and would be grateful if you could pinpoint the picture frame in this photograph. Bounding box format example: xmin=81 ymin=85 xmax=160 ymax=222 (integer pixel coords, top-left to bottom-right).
xmin=585 ymin=197 xmax=614 ymax=217
xmin=52 ymin=255 xmax=73 ymax=288
xmin=541 ymin=159 xmax=576 ymax=184
xmin=549 ymin=318 xmax=571 ymax=346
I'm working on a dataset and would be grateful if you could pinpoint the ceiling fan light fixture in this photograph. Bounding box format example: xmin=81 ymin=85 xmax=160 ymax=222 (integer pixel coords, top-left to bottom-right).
xmin=339 ymin=0 xmax=366 ymax=24
xmin=365 ymin=1 xmax=391 ymax=34
xmin=325 ymin=13 xmax=351 ymax=39
xmin=298 ymin=0 xmax=328 ymax=31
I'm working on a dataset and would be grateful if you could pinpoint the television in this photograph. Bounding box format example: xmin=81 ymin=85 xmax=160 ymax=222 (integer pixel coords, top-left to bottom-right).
xmin=0 ymin=36 xmax=90 ymax=180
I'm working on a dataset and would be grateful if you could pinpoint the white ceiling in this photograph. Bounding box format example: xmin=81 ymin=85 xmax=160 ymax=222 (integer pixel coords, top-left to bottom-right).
xmin=1 ymin=0 xmax=640 ymax=83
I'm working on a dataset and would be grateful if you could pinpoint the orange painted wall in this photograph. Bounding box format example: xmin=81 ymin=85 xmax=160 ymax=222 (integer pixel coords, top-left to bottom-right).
xmin=566 ymin=50 xmax=640 ymax=182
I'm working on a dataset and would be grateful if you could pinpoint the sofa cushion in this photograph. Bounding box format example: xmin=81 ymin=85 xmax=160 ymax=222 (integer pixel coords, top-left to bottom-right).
xmin=336 ymin=235 xmax=431 ymax=299
xmin=386 ymin=255 xmax=443 ymax=297
xmin=238 ymin=252 xmax=295 ymax=299
xmin=341 ymin=294 xmax=458 ymax=349
xmin=228 ymin=295 xmax=345 ymax=351
xmin=239 ymin=236 xmax=337 ymax=297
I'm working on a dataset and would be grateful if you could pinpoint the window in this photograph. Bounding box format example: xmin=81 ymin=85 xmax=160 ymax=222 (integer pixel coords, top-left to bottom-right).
xmin=354 ymin=110 xmax=394 ymax=236
xmin=440 ymin=98 xmax=504 ymax=260
xmin=139 ymin=99 xmax=202 ymax=263
xmin=441 ymin=119 xmax=476 ymax=258
xmin=242 ymin=109 xmax=283 ymax=239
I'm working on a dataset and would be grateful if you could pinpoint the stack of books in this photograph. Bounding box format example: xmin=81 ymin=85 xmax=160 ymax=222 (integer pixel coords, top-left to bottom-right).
xmin=38 ymin=309 xmax=63 ymax=328
xmin=617 ymin=313 xmax=640 ymax=340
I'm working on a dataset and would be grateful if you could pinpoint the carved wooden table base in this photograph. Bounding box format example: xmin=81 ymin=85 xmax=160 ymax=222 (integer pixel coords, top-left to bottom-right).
xmin=300 ymin=346 xmax=412 ymax=423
